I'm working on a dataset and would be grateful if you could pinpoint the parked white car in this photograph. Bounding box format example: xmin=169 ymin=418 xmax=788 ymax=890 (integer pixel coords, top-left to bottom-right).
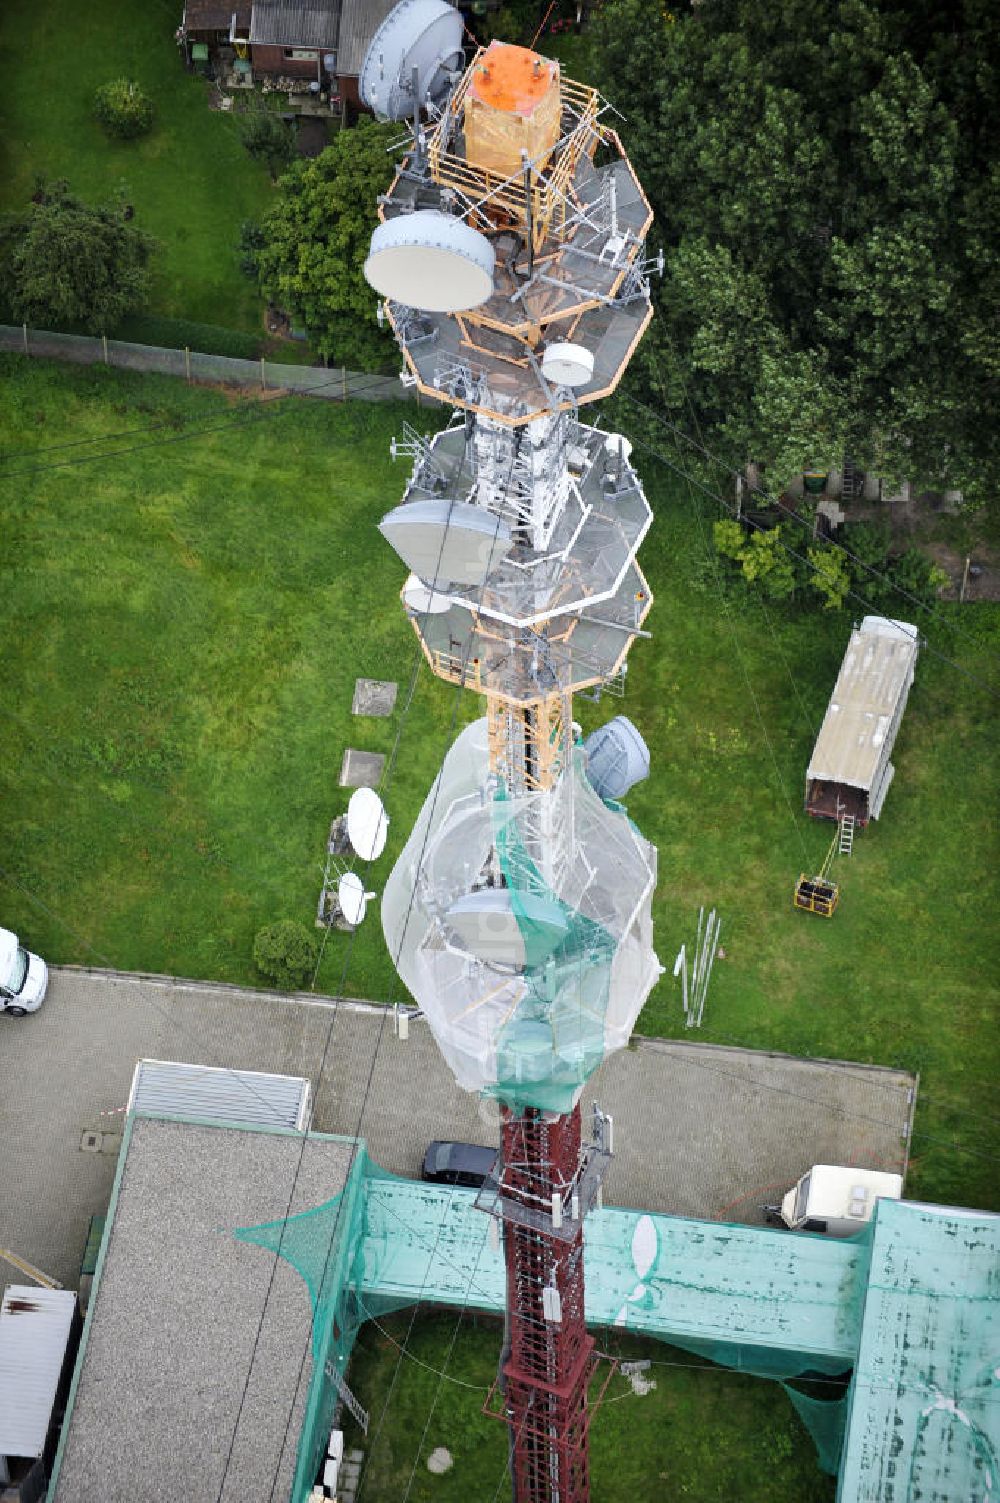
xmin=0 ymin=926 xmax=48 ymax=1015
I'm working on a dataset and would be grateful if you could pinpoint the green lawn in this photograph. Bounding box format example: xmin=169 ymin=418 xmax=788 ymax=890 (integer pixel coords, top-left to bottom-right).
xmin=0 ymin=0 xmax=274 ymax=335
xmin=340 ymin=1312 xmax=834 ymax=1503
xmin=2 ymin=357 xmax=997 ymax=1501
xmin=0 ymin=355 xmax=997 ymax=1221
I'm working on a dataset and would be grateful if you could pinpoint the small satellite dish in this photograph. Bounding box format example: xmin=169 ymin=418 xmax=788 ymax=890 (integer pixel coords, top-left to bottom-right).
xmin=604 ymin=433 xmax=633 ymax=465
xmin=360 ymin=0 xmax=464 ymax=121
xmin=541 ymin=342 xmax=595 ymax=388
xmin=402 ymin=572 xmax=452 ymax=615
xmin=445 ymin=889 xmax=568 ymax=969
xmin=380 ymin=500 xmax=512 ymax=587
xmin=338 ymin=872 xmax=375 ymax=927
xmin=364 ymin=211 xmax=495 ymax=313
xmin=347 ymin=787 xmax=389 ymax=861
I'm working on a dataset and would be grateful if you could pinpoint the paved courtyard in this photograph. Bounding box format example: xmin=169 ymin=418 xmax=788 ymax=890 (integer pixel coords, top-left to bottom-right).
xmin=0 ymin=967 xmax=915 ymax=1289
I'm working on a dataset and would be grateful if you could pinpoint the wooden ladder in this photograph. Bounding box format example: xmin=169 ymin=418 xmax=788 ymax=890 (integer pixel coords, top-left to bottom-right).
xmin=839 ymin=814 xmax=856 ymax=857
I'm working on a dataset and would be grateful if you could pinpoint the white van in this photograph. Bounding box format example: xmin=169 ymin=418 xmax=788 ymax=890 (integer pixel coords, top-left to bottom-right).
xmin=0 ymin=927 xmax=48 ymax=1015
xmin=770 ymin=1164 xmax=903 ymax=1237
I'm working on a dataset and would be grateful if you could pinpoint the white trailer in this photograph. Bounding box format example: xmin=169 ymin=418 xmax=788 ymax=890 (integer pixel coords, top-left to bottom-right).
xmin=805 ymin=617 xmax=919 ymax=826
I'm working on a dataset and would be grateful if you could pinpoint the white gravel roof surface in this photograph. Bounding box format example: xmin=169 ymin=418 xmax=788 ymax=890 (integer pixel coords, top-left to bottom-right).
xmin=52 ymin=1116 xmax=355 ymax=1503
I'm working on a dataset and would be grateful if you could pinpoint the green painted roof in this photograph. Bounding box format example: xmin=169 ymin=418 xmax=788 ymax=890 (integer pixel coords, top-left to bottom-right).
xmin=837 ymin=1197 xmax=1000 ymax=1502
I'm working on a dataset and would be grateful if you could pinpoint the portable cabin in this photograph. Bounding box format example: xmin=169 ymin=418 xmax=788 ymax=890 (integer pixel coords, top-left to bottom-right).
xmin=805 ymin=617 xmax=919 ymax=826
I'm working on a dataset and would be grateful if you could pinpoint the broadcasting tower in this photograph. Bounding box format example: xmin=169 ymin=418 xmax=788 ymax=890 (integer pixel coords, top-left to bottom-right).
xmin=360 ymin=6 xmax=662 ymax=1497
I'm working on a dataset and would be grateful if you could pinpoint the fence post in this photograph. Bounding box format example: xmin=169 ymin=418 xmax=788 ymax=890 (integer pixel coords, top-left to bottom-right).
xmin=185 ymin=346 xmax=192 ymax=384
xmin=22 ymin=323 xmax=28 ymax=355
xmin=342 ymin=366 xmax=348 ymax=400
xmin=260 ymin=356 xmax=266 ymax=392
xmin=102 ymin=334 xmax=109 ymax=366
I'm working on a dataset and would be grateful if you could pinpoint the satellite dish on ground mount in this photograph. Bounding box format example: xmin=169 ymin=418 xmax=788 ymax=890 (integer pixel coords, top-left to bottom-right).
xmin=541 ymin=342 xmax=595 ymax=388
xmin=364 ymin=211 xmax=495 ymax=313
xmin=338 ymin=872 xmax=375 ymax=927
xmin=445 ymin=889 xmax=568 ymax=969
xmin=347 ymin=787 xmax=389 ymax=861
xmin=380 ymin=499 xmax=512 ymax=587
xmin=360 ymin=0 xmax=464 ymax=121
xmin=403 ymin=572 xmax=452 ymax=615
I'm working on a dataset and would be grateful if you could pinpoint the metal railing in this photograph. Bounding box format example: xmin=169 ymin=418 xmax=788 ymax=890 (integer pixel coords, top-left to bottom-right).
xmin=0 ymin=324 xmax=413 ymax=405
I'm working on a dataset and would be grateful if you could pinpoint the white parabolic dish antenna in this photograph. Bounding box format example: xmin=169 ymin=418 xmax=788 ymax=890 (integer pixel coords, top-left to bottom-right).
xmin=541 ymin=342 xmax=596 ymax=388
xmin=605 ymin=433 xmax=633 ymax=465
xmin=347 ymin=787 xmax=389 ymax=861
xmin=364 ymin=211 xmax=495 ymax=314
xmin=338 ymin=872 xmax=374 ymax=927
xmin=380 ymin=499 xmax=513 ymax=587
xmin=403 ymin=572 xmax=452 ymax=615
xmin=360 ymin=0 xmax=464 ymax=121
xmin=445 ymin=890 xmax=568 ymax=969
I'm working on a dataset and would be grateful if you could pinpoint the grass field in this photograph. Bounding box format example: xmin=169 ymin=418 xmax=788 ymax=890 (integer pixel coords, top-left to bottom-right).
xmin=1 ymin=357 xmax=997 ymax=1500
xmin=0 ymin=0 xmax=274 ymax=334
xmin=1 ymin=357 xmax=997 ymax=1222
xmin=338 ymin=1312 xmax=835 ymax=1503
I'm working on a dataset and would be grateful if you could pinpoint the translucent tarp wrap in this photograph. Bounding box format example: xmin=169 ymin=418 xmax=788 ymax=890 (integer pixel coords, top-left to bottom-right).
xmin=381 ymin=717 xmax=660 ymax=1111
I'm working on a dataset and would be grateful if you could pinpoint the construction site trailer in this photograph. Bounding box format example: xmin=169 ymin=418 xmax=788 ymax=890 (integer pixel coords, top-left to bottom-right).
xmin=127 ymin=1058 xmax=312 ymax=1131
xmin=805 ymin=617 xmax=919 ymax=826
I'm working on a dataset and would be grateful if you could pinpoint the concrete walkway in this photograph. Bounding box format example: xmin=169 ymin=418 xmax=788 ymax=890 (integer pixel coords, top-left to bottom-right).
xmin=0 ymin=967 xmax=915 ymax=1288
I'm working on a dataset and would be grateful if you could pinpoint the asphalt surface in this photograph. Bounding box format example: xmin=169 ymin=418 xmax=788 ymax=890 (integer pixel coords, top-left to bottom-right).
xmin=0 ymin=967 xmax=916 ymax=1289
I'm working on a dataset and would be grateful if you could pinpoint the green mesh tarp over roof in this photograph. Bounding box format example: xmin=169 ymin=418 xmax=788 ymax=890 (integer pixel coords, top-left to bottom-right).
xmin=233 ymin=1156 xmax=999 ymax=1502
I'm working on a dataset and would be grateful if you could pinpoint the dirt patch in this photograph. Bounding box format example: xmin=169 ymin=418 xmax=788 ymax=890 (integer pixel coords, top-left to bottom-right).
xmin=924 ymin=541 xmax=1000 ymax=601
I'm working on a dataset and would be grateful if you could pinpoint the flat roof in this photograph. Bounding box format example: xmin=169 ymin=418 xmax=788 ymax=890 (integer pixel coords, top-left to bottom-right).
xmin=128 ymin=1058 xmax=311 ymax=1130
xmin=837 ymin=1197 xmax=1000 ymax=1502
xmin=51 ymin=1117 xmax=356 ymax=1503
xmin=0 ymin=1286 xmax=77 ymax=1459
xmin=807 ymin=618 xmax=919 ymax=792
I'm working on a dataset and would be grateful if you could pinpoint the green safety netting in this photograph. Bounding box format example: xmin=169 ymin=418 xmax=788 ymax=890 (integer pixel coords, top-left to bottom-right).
xmin=233 ymin=1154 xmax=874 ymax=1498
xmin=381 ymin=719 xmax=660 ymax=1113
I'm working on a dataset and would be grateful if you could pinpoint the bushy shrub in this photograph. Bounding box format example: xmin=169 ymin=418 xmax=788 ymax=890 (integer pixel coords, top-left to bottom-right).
xmin=94 ymin=79 xmax=154 ymax=140
xmin=253 ymin=919 xmax=318 ymax=990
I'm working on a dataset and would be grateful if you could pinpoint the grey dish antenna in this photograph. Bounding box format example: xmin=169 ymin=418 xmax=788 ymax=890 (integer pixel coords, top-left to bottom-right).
xmin=445 ymin=890 xmax=568 ymax=969
xmin=583 ymin=716 xmax=650 ymax=801
xmin=360 ymin=0 xmax=464 ymax=121
xmin=380 ymin=499 xmax=512 ymax=587
xmin=364 ymin=210 xmax=495 ymax=313
xmin=347 ymin=787 xmax=389 ymax=861
xmin=338 ymin=872 xmax=375 ymax=927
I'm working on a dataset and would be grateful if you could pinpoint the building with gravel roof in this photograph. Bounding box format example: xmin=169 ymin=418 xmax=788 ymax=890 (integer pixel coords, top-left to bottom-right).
xmin=48 ymin=1114 xmax=356 ymax=1503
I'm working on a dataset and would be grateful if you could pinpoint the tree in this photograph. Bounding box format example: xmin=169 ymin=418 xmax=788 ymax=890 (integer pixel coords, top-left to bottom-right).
xmin=239 ymin=112 xmax=296 ymax=182
xmin=807 ymin=544 xmax=851 ymax=611
xmin=0 ymin=183 xmax=155 ymax=333
xmin=253 ymin=920 xmax=319 ymax=990
xmin=94 ymin=78 xmax=154 ymax=139
xmin=589 ymin=0 xmax=1000 ymax=512
xmin=244 ymin=119 xmax=398 ymax=369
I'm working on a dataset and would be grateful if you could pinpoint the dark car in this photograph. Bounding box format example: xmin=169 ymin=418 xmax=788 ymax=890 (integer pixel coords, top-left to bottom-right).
xmin=421 ymin=1140 xmax=497 ymax=1188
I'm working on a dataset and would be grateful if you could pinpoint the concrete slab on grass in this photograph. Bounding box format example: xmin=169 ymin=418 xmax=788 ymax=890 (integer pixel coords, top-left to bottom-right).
xmin=351 ymin=678 xmax=398 ymax=717
xmin=339 ymin=748 xmax=385 ymax=788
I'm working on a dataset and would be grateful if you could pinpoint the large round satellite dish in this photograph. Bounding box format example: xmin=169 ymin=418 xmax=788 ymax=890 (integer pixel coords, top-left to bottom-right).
xmin=360 ymin=0 xmax=464 ymax=121
xmin=338 ymin=872 xmax=373 ymax=927
xmin=541 ymin=342 xmax=595 ymax=388
xmin=380 ymin=499 xmax=512 ymax=587
xmin=403 ymin=572 xmax=452 ymax=615
xmin=347 ymin=787 xmax=389 ymax=861
xmin=364 ymin=211 xmax=495 ymax=313
xmin=445 ymin=890 xmax=568 ymax=969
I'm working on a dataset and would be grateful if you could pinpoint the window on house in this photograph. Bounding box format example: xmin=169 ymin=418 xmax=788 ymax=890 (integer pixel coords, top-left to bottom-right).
xmin=283 ymin=47 xmax=318 ymax=59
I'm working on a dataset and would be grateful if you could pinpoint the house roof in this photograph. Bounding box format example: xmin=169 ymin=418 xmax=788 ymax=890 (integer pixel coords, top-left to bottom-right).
xmin=182 ymin=0 xmax=239 ymax=31
xmin=837 ymin=1198 xmax=1000 ymax=1503
xmin=50 ymin=1116 xmax=356 ymax=1503
xmin=0 ymin=1286 xmax=77 ymax=1460
xmin=337 ymin=0 xmax=399 ymax=75
xmin=248 ymin=0 xmax=341 ymax=49
xmin=127 ymin=1058 xmax=311 ymax=1130
xmin=806 ymin=617 xmax=919 ymax=792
